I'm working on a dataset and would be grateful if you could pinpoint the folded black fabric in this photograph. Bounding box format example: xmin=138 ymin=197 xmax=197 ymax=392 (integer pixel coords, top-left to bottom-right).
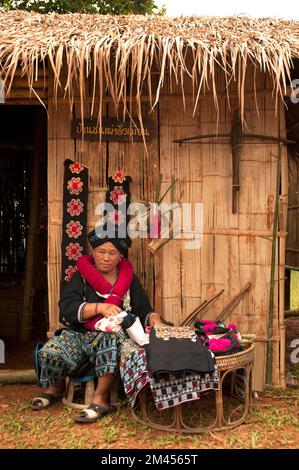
xmin=145 ymin=325 xmax=215 ymax=378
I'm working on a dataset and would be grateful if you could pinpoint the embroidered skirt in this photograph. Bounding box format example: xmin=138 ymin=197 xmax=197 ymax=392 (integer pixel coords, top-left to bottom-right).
xmin=38 ymin=329 xmax=126 ymax=387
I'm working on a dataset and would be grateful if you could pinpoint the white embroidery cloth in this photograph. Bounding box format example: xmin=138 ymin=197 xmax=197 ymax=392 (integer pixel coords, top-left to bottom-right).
xmin=94 ymin=311 xmax=128 ymax=333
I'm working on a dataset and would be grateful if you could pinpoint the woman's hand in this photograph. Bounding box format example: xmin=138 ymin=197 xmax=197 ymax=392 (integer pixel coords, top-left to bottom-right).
xmin=98 ymin=303 xmax=122 ymax=318
xmin=149 ymin=312 xmax=162 ymax=326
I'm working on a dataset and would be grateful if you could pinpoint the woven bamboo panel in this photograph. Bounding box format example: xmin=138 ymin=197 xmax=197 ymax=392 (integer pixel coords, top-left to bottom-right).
xmin=46 ymin=61 xmax=287 ymax=389
xmin=157 ymin=66 xmax=285 ymax=390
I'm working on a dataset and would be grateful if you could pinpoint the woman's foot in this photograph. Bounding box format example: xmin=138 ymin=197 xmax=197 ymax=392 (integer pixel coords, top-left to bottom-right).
xmin=31 ymin=380 xmax=65 ymax=410
xmin=74 ymin=402 xmax=117 ymax=423
xmin=91 ymin=391 xmax=111 ymax=409
xmin=31 ymin=392 xmax=61 ymax=410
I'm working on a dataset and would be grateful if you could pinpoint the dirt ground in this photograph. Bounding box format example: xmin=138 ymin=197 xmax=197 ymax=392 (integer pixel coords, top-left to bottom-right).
xmin=0 ymin=383 xmax=298 ymax=449
xmin=0 ymin=322 xmax=298 ymax=449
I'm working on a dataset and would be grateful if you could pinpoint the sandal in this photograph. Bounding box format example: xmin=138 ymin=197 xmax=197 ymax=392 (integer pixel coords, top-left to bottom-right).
xmin=31 ymin=392 xmax=62 ymax=410
xmin=74 ymin=403 xmax=117 ymax=423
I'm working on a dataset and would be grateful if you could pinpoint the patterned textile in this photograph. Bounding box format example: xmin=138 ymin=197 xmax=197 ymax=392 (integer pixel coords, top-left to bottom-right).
xmin=149 ymin=371 xmax=219 ymax=410
xmin=154 ymin=324 xmax=199 ymax=341
xmin=145 ymin=324 xmax=215 ymax=377
xmin=194 ymin=320 xmax=244 ymax=356
xmin=120 ymin=339 xmax=219 ymax=411
xmin=120 ymin=340 xmax=149 ymax=407
xmin=38 ymin=329 xmax=126 ymax=387
xmin=61 ymin=159 xmax=88 ymax=294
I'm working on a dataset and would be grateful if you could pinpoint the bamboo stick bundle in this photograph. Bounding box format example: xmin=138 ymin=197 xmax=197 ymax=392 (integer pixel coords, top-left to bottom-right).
xmin=180 ymin=301 xmax=208 ymax=327
xmin=180 ymin=289 xmax=225 ymax=326
xmin=215 ymin=283 xmax=251 ymax=323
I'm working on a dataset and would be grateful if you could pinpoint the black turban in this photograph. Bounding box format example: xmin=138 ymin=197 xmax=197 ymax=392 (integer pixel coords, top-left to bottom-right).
xmin=88 ymin=228 xmax=131 ymax=256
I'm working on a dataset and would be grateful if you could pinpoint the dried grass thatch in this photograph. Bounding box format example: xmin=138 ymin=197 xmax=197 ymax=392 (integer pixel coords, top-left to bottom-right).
xmin=1 ymin=10 xmax=299 ymax=124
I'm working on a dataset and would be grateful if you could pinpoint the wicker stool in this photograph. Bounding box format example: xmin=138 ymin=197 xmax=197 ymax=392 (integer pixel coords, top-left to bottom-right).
xmin=131 ymin=343 xmax=255 ymax=433
xmin=62 ymin=375 xmax=95 ymax=410
xmin=62 ymin=374 xmax=120 ymax=409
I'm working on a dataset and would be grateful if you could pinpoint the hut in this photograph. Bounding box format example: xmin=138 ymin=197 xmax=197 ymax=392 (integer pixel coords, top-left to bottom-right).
xmin=0 ymin=10 xmax=299 ymax=391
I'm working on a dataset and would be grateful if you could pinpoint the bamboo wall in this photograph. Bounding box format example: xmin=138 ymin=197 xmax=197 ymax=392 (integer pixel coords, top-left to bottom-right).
xmin=47 ymin=65 xmax=161 ymax=337
xmin=156 ymin=65 xmax=288 ymax=390
xmin=47 ymin=62 xmax=288 ymax=390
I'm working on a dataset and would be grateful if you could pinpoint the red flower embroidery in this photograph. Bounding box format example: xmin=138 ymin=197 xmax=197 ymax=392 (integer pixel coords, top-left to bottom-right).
xmin=67 ymin=177 xmax=83 ymax=195
xmin=108 ymin=209 xmax=126 ymax=225
xmin=112 ymin=171 xmax=126 ymax=183
xmin=65 ymin=243 xmax=83 ymax=260
xmin=110 ymin=186 xmax=126 ymax=205
xmin=69 ymin=162 xmax=84 ymax=174
xmin=67 ymin=199 xmax=84 ymax=216
xmin=64 ymin=265 xmax=77 ymax=282
xmin=66 ymin=220 xmax=83 ymax=239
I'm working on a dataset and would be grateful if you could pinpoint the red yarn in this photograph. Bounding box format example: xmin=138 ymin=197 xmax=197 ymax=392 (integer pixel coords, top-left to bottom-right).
xmin=208 ymin=338 xmax=231 ymax=352
xmin=202 ymin=322 xmax=218 ymax=332
xmin=76 ymin=255 xmax=134 ymax=330
xmin=227 ymin=323 xmax=238 ymax=330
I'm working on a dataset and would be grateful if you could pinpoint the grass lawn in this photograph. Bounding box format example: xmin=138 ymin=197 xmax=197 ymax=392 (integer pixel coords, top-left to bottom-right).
xmin=0 ymin=383 xmax=298 ymax=449
xmin=291 ymin=271 xmax=299 ymax=310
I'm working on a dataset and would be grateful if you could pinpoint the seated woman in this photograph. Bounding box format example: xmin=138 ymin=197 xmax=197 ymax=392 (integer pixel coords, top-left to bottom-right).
xmin=31 ymin=229 xmax=162 ymax=423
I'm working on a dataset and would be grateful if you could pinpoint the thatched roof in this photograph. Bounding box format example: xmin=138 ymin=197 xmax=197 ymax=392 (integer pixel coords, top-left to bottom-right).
xmin=1 ymin=10 xmax=299 ymax=122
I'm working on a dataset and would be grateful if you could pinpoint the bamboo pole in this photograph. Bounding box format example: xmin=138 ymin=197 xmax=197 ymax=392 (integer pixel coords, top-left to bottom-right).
xmin=215 ymin=284 xmax=251 ymax=323
xmin=180 ymin=289 xmax=225 ymax=326
xmin=146 ymin=174 xmax=162 ymax=299
xmin=0 ymin=369 xmax=36 ymax=383
xmin=5 ymin=90 xmax=47 ymax=99
xmin=180 ymin=300 xmax=208 ymax=326
xmin=46 ymin=88 xmax=291 ymax=105
xmin=279 ymin=138 xmax=288 ymax=388
xmin=20 ymin=111 xmax=42 ymax=342
xmin=266 ymin=144 xmax=282 ymax=385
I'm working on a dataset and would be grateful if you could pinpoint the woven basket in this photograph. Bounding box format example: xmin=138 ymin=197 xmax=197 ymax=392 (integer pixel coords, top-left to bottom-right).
xmin=215 ymin=343 xmax=255 ymax=371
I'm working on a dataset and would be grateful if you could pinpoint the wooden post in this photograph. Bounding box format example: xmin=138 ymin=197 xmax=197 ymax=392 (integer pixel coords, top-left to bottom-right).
xmin=279 ymin=138 xmax=288 ymax=388
xmin=20 ymin=111 xmax=42 ymax=342
xmin=266 ymin=144 xmax=282 ymax=385
xmin=0 ymin=369 xmax=36 ymax=383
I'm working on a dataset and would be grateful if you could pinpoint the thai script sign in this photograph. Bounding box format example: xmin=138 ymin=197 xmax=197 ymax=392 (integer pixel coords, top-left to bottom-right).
xmin=71 ymin=117 xmax=154 ymax=142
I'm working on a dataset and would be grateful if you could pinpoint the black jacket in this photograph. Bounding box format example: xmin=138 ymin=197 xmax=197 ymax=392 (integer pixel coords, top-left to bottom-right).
xmin=58 ymin=271 xmax=153 ymax=332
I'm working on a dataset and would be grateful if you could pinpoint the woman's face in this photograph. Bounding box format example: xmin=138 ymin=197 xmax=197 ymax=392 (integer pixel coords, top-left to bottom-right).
xmin=93 ymin=242 xmax=122 ymax=273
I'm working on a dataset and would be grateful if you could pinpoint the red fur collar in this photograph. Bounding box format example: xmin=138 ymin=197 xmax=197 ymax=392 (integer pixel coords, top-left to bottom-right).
xmin=76 ymin=255 xmax=134 ymax=330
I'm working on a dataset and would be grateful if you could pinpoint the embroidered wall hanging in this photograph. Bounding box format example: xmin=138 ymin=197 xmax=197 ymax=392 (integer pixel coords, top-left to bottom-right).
xmin=60 ymin=159 xmax=88 ymax=292
xmin=89 ymin=171 xmax=132 ymax=258
xmin=107 ymin=171 xmax=131 ymax=242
